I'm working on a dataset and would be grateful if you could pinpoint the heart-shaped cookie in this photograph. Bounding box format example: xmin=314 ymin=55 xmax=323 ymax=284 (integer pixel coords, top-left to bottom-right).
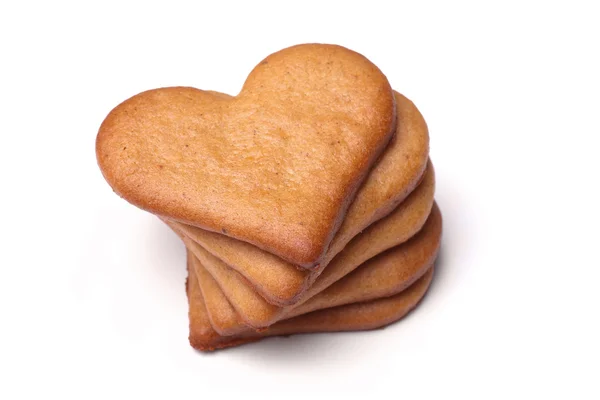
xmin=96 ymin=44 xmax=396 ymax=266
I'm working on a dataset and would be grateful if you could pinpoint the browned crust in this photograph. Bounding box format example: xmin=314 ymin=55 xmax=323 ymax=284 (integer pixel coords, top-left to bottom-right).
xmin=174 ymin=159 xmax=434 ymax=315
xmin=185 ymin=202 xmax=441 ymax=335
xmin=96 ymin=44 xmax=396 ymax=267
xmin=186 ymin=259 xmax=435 ymax=351
xmin=169 ymin=91 xmax=430 ymax=306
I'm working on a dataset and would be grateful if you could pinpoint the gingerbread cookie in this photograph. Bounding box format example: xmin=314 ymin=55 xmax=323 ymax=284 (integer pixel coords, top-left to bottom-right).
xmin=97 ymin=44 xmax=396 ymax=266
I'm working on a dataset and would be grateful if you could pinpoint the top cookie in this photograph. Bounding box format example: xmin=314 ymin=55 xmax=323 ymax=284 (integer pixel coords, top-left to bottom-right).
xmin=96 ymin=44 xmax=396 ymax=266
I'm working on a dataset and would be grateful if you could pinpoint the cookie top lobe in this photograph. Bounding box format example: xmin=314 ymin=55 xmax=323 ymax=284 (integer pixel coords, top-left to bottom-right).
xmin=96 ymin=44 xmax=395 ymax=266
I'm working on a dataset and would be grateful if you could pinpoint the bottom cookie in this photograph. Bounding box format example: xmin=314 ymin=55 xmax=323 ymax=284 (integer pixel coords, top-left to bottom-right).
xmin=186 ymin=253 xmax=435 ymax=351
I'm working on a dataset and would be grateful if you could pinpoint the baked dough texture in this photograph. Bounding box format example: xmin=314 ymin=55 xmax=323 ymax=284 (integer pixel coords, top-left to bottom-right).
xmin=97 ymin=44 xmax=397 ymax=266
xmin=95 ymin=43 xmax=441 ymax=352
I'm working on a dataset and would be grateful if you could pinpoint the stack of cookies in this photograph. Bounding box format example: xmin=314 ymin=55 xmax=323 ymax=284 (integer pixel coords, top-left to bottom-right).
xmin=96 ymin=44 xmax=442 ymax=351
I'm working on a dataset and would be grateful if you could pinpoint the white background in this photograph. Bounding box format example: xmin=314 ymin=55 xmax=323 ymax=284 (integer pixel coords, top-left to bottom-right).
xmin=1 ymin=1 xmax=599 ymax=398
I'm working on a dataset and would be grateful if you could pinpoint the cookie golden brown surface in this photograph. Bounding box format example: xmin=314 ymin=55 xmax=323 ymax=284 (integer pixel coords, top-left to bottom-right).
xmin=171 ymin=92 xmax=430 ymax=305
xmin=96 ymin=44 xmax=396 ymax=266
xmin=95 ymin=43 xmax=440 ymax=353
